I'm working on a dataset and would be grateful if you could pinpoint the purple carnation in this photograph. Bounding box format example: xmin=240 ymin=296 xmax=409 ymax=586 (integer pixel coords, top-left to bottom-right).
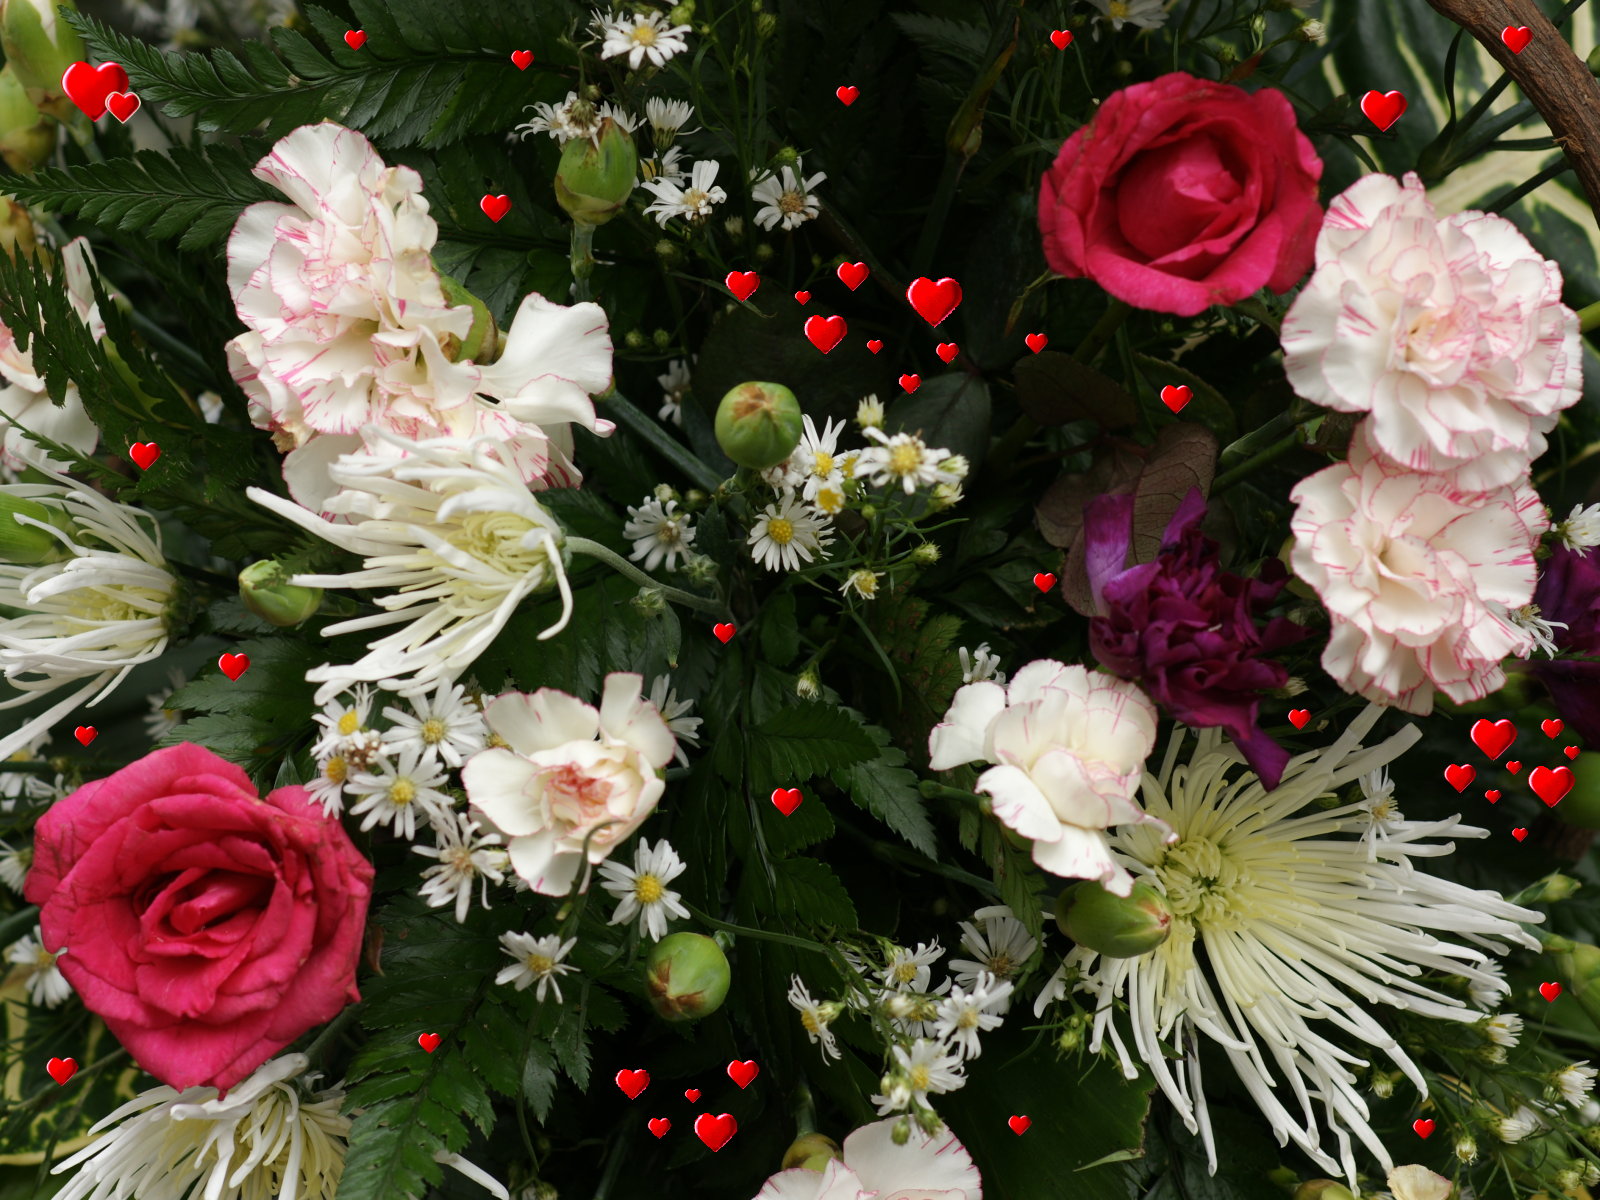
xmin=1084 ymin=487 xmax=1310 ymax=789
xmin=1531 ymin=544 xmax=1600 ymax=746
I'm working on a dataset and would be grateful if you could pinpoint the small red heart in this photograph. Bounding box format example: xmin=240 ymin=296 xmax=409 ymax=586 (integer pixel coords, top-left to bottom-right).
xmin=936 ymin=342 xmax=959 ymax=363
xmin=615 ymin=1069 xmax=650 ymax=1099
xmin=418 ymin=1032 xmax=441 ymax=1053
xmin=511 ymin=49 xmax=534 ymax=69
xmin=73 ymin=726 xmax=97 ymax=746
xmin=1566 ymin=746 xmax=1580 ymax=761
xmin=1413 ymin=1118 xmax=1435 ymax=1139
xmin=1361 ymin=90 xmax=1407 ymax=132
xmin=648 ymin=1117 xmax=671 ymax=1138
xmin=835 ymin=85 xmax=859 ymax=106
xmin=1541 ymin=981 xmax=1563 ymax=1002
xmin=695 ymin=1112 xmax=738 ymax=1152
xmin=218 ymin=652 xmax=250 ymax=681
xmin=1502 ymin=25 xmax=1532 ymax=53
xmin=866 ymin=339 xmax=884 ymax=354
xmin=804 ymin=314 xmax=847 ymax=355
xmin=1160 ymin=384 xmax=1192 ymax=413
xmin=771 ymin=788 xmax=802 ymax=816
xmin=1288 ymin=709 xmax=1310 ymax=730
xmin=60 ymin=61 xmax=130 ymax=122
xmin=1009 ymin=1114 xmax=1032 ymax=1134
xmin=794 ymin=290 xmax=811 ymax=305
xmin=46 ymin=1057 xmax=77 ymax=1086
xmin=1531 ymin=765 xmax=1575 ymax=807
xmin=480 ymin=194 xmax=511 ymax=223
xmin=727 ymin=1059 xmax=760 ymax=1089
xmin=106 ymin=91 xmax=140 ymax=123
xmin=1543 ymin=718 xmax=1565 ymax=738
xmin=1512 ymin=827 xmax=1529 ymax=841
xmin=1486 ymin=789 xmax=1502 ymax=803
xmin=899 ymin=373 xmax=921 ymax=393
xmin=713 ymin=623 xmax=736 ymax=644
xmin=1443 ymin=763 xmax=1475 ymax=793
xmin=837 ymin=262 xmax=869 ymax=290
xmin=129 ymin=442 xmax=161 ymax=469
xmin=1049 ymin=30 xmax=1073 ymax=50
xmin=344 ymin=29 xmax=367 ymax=49
xmin=906 ymin=277 xmax=962 ymax=327
xmin=725 ymin=271 xmax=760 ymax=302
xmin=1506 ymin=760 xmax=1523 ymax=774
xmin=1470 ymin=718 xmax=1517 ymax=760
xmin=1032 ymin=572 xmax=1057 ymax=593
xmin=684 ymin=1088 xmax=702 ymax=1102
xmin=1025 ymin=332 xmax=1048 ymax=353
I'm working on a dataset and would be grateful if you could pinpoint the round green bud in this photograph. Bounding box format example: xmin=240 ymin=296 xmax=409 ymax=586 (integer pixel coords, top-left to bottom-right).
xmin=631 ymin=586 xmax=666 ymax=618
xmin=781 ymin=1133 xmax=842 ymax=1170
xmin=0 ymin=63 xmax=54 ymax=175
xmin=644 ymin=932 xmax=730 ymax=1022
xmin=669 ymin=2 xmax=694 ymax=22
xmin=625 ymin=329 xmax=648 ymax=350
xmin=754 ymin=243 xmax=775 ymax=264
xmin=714 ymin=381 xmax=804 ymax=470
xmin=910 ymin=543 xmax=940 ymax=565
xmin=554 ymin=118 xmax=638 ymax=228
xmin=1055 ymin=880 xmax=1173 ymax=959
xmin=652 ymin=328 xmax=672 ymax=350
xmin=238 ymin=560 xmax=322 ymax=627
xmin=0 ymin=0 xmax=86 ymax=122
xmin=773 ymin=146 xmax=800 ymax=169
xmin=437 ymin=272 xmax=498 ymax=364
xmin=891 ymin=1117 xmax=912 ymax=1146
xmin=0 ymin=490 xmax=69 ymax=564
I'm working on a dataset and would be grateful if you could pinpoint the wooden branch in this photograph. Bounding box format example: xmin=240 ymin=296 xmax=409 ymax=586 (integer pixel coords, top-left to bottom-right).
xmin=1422 ymin=0 xmax=1600 ymax=228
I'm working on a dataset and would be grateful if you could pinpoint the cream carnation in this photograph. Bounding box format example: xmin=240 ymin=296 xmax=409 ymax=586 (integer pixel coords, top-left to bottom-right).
xmin=1282 ymin=172 xmax=1580 ymax=491
xmin=1289 ymin=433 xmax=1546 ymax=713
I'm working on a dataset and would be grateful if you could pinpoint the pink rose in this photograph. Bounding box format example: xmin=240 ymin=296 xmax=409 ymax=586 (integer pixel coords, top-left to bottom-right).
xmin=23 ymin=743 xmax=374 ymax=1091
xmin=1038 ymin=72 xmax=1323 ymax=317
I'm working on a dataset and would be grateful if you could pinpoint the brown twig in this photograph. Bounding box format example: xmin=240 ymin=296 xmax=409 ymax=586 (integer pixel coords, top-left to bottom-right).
xmin=1421 ymin=0 xmax=1600 ymax=227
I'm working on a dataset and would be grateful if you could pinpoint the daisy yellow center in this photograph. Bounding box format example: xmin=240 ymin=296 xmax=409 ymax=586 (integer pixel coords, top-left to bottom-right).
xmin=323 ymin=756 xmax=348 ymax=784
xmin=887 ymin=443 xmax=923 ymax=477
xmin=445 ymin=846 xmax=475 ymax=872
xmin=816 ymin=488 xmax=845 ymax=515
xmin=891 ymin=961 xmax=919 ymax=984
xmin=33 ymin=946 xmax=56 ymax=970
xmin=812 ymin=450 xmax=835 ymax=477
xmin=907 ymin=1064 xmax=932 ymax=1091
xmin=956 ymin=1007 xmax=982 ymax=1030
xmin=420 ymin=717 xmax=449 ymax=745
xmin=389 ymin=779 xmax=416 ymax=806
xmin=682 ymin=188 xmax=710 ymax=210
xmin=766 ymin=517 xmax=796 ymax=546
xmin=338 ymin=710 xmax=362 ymax=736
xmin=800 ymin=1009 xmax=822 ymax=1034
xmin=985 ymin=953 xmax=1017 ymax=978
xmin=525 ymin=953 xmax=555 ymax=975
xmin=629 ymin=22 xmax=659 ymax=46
xmin=634 ymin=874 xmax=665 ymax=904
xmin=779 ymin=191 xmax=807 ymax=215
xmin=1108 ymin=0 xmax=1131 ymax=15
xmin=657 ymin=521 xmax=686 ymax=547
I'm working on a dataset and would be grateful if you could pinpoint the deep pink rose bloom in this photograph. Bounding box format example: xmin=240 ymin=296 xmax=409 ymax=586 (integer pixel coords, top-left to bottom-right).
xmin=24 ymin=742 xmax=374 ymax=1091
xmin=1038 ymin=72 xmax=1324 ymax=317
xmin=1532 ymin=545 xmax=1600 ymax=746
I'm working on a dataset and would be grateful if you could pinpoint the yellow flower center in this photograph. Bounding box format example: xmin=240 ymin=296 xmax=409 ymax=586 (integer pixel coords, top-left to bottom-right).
xmin=812 ymin=450 xmax=835 ymax=477
xmin=908 ymin=1064 xmax=931 ymax=1091
xmin=815 ymin=488 xmax=845 ymax=516
xmin=635 ymin=874 xmax=665 ymax=904
xmin=1108 ymin=0 xmax=1131 ymax=16
xmin=1158 ymin=835 xmax=1245 ymax=930
xmin=67 ymin=586 xmax=165 ymax=626
xmin=32 ymin=946 xmax=56 ymax=971
xmin=766 ymin=517 xmax=795 ymax=546
xmin=526 ymin=953 xmax=555 ymax=975
xmin=800 ymin=1009 xmax=822 ymax=1034
xmin=630 ymin=22 xmax=659 ymax=46
xmin=985 ymin=953 xmax=1016 ymax=978
xmin=338 ymin=710 xmax=362 ymax=736
xmin=891 ymin=961 xmax=919 ymax=984
xmin=658 ymin=520 xmax=686 ymax=547
xmin=778 ymin=191 xmax=807 ymax=215
xmin=888 ymin=443 xmax=923 ymax=477
xmin=682 ymin=188 xmax=710 ymax=210
xmin=420 ymin=717 xmax=448 ymax=745
xmin=443 ymin=512 xmax=549 ymax=606
xmin=323 ymin=756 xmax=348 ymax=785
xmin=849 ymin=571 xmax=879 ymax=598
xmin=389 ymin=779 xmax=417 ymax=806
xmin=956 ymin=1008 xmax=982 ymax=1030
xmin=445 ymin=846 xmax=475 ymax=872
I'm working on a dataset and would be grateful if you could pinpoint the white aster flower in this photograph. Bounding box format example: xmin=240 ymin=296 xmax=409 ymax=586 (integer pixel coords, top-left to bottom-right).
xmin=752 ymin=160 xmax=827 ymax=232
xmin=883 ymin=941 xmax=945 ymax=992
xmin=841 ymin=569 xmax=883 ymax=601
xmin=1090 ymin=0 xmax=1170 ymax=31
xmin=596 ymin=838 xmax=690 ymax=942
xmin=345 ymin=745 xmax=454 ymax=841
xmin=645 ymin=144 xmax=688 ymax=186
xmin=1559 ymin=502 xmax=1600 ymax=555
xmin=641 ymin=160 xmax=727 ymax=227
xmin=787 ymin=976 xmax=842 ymax=1061
xmin=657 ymin=356 xmax=693 ymax=426
xmin=312 ymin=685 xmax=377 ymax=759
xmin=949 ymin=904 xmax=1036 ymax=1008
xmin=748 ymin=491 xmax=834 ymax=572
xmin=1554 ymin=1062 xmax=1598 ymax=1108
xmin=1496 ymin=1105 xmax=1543 ymax=1144
xmin=793 ymin=414 xmax=848 ymax=501
xmin=516 ymin=91 xmax=603 ymax=145
xmin=1482 ymin=1012 xmax=1523 ymax=1047
xmin=1500 ymin=602 xmax=1567 ymax=658
xmin=648 ymin=674 xmax=701 ymax=766
xmin=142 ymin=667 xmax=187 ymax=741
xmin=6 ymin=925 xmax=71 ymax=1008
xmin=856 ymin=394 xmax=885 ymax=430
xmin=854 ymin=426 xmax=961 ymax=495
xmin=496 ymin=932 xmax=578 ymax=1001
xmin=592 ymin=8 xmax=691 ymax=70
xmin=1052 ymin=703 xmax=1543 ymax=1186
xmin=873 ymin=1039 xmax=966 ymax=1115
xmin=645 ymin=97 xmax=697 ymax=147
xmin=382 ymin=677 xmax=487 ymax=769
xmin=414 ymin=814 xmax=508 ymax=924
xmin=933 ymin=970 xmax=1012 ymax=1059
xmin=623 ymin=496 xmax=696 ymax=572
xmin=0 ymin=838 xmax=30 ymax=892
xmin=1469 ymin=959 xmax=1509 ymax=1010
xmin=958 ymin=643 xmax=1005 ymax=685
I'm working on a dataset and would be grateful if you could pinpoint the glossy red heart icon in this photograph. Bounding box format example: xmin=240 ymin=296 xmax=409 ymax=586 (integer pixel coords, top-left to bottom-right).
xmin=46 ymin=1057 xmax=77 ymax=1086
xmin=794 ymin=290 xmax=811 ymax=305
xmin=727 ymin=1059 xmax=760 ymax=1089
xmin=695 ymin=1112 xmax=738 ymax=1152
xmin=1288 ymin=709 xmax=1310 ymax=730
xmin=129 ymin=442 xmax=161 ymax=469
xmin=1025 ymin=333 xmax=1048 ymax=353
xmin=511 ymin=49 xmax=534 ymax=69
xmin=1412 ymin=1118 xmax=1434 ymax=1138
xmin=1486 ymin=789 xmax=1502 ymax=803
xmin=106 ymin=91 xmax=140 ymax=123
xmin=74 ymin=726 xmax=97 ymax=746
xmin=1160 ymin=385 xmax=1192 ymax=413
xmin=615 ymin=1069 xmax=649 ymax=1099
xmin=480 ymin=194 xmax=511 ymax=223
xmin=899 ymin=374 xmax=921 ymax=393
xmin=1543 ymin=718 xmax=1565 ymax=738
xmin=344 ymin=29 xmax=367 ymax=49
xmin=837 ymin=262 xmax=869 ymax=290
xmin=725 ymin=271 xmax=759 ymax=302
xmin=1506 ymin=760 xmax=1523 ymax=774
xmin=1512 ymin=827 xmax=1528 ymax=841
xmin=906 ymin=277 xmax=962 ymax=327
xmin=1502 ymin=25 xmax=1532 ymax=53
xmin=1033 ymin=572 xmax=1056 ymax=593
xmin=1049 ymin=30 xmax=1073 ymax=50
xmin=218 ymin=652 xmax=250 ymax=681
xmin=1531 ymin=765 xmax=1574 ymax=806
xmin=648 ymin=1117 xmax=671 ymax=1137
xmin=1567 ymin=746 xmax=1581 ymax=760
xmin=684 ymin=1088 xmax=701 ymax=1102
xmin=1361 ymin=90 xmax=1407 ymax=132
xmin=936 ymin=342 xmax=959 ymax=363
xmin=418 ymin=1032 xmax=441 ymax=1053
xmin=1009 ymin=1114 xmax=1032 ymax=1134
xmin=713 ymin=623 xmax=736 ymax=643
xmin=1470 ymin=718 xmax=1516 ymax=760
xmin=61 ymin=61 xmax=130 ymax=121
xmin=771 ymin=788 xmax=802 ymax=816
xmin=1541 ymin=981 xmax=1563 ymax=1001
xmin=835 ymin=85 xmax=859 ymax=106
xmin=1443 ymin=763 xmax=1475 ymax=792
xmin=804 ymin=315 xmax=847 ymax=354
xmin=866 ymin=339 xmax=883 ymax=354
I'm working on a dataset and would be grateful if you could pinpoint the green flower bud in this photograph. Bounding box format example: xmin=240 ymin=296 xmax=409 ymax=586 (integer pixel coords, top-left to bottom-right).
xmin=714 ymin=381 xmax=803 ymax=470
xmin=652 ymin=328 xmax=672 ymax=350
xmin=625 ymin=329 xmax=649 ymax=350
xmin=0 ymin=0 xmax=87 ymax=123
xmin=0 ymin=490 xmax=70 ymax=564
xmin=631 ymin=586 xmax=666 ymax=618
xmin=755 ymin=11 xmax=777 ymax=38
xmin=654 ymin=238 xmax=680 ymax=263
xmin=781 ymin=1133 xmax=842 ymax=1171
xmin=891 ymin=1117 xmax=912 ymax=1146
xmin=645 ymin=932 xmax=730 ymax=1022
xmin=754 ymin=243 xmax=775 ymax=264
xmin=669 ymin=2 xmax=694 ymax=21
xmin=773 ymin=146 xmax=800 ymax=169
xmin=0 ymin=63 xmax=54 ymax=174
xmin=681 ymin=552 xmax=719 ymax=588
xmin=437 ymin=272 xmax=498 ymax=364
xmin=554 ymin=118 xmax=638 ymax=228
xmin=0 ymin=194 xmax=39 ymax=262
xmin=1455 ymin=1134 xmax=1478 ymax=1164
xmin=238 ymin=560 xmax=322 ymax=627
xmin=910 ymin=543 xmax=940 ymax=565
xmin=684 ymin=489 xmax=707 ymax=509
xmin=1294 ymin=1182 xmax=1356 ymax=1200
xmin=1055 ymin=880 xmax=1173 ymax=958
xmin=795 ymin=669 xmax=820 ymax=701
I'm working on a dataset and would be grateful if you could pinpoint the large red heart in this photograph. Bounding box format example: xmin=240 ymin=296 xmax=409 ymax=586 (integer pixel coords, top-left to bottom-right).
xmin=418 ymin=1032 xmax=441 ymax=1053
xmin=1502 ymin=25 xmax=1532 ymax=53
xmin=804 ymin=315 xmax=847 ymax=354
xmin=74 ymin=726 xmax=97 ymax=746
xmin=61 ymin=61 xmax=130 ymax=121
xmin=1288 ymin=709 xmax=1310 ymax=730
xmin=1530 ymin=765 xmax=1574 ymax=807
xmin=770 ymin=788 xmax=802 ymax=816
xmin=1050 ymin=30 xmax=1073 ymax=50
xmin=344 ymin=29 xmax=367 ymax=49
xmin=695 ymin=1112 xmax=738 ymax=1152
xmin=1442 ymin=763 xmax=1475 ymax=793
xmin=218 ymin=652 xmax=250 ymax=681
xmin=648 ymin=1117 xmax=671 ymax=1138
xmin=835 ymin=85 xmax=859 ymax=106
xmin=1470 ymin=718 xmax=1517 ymax=760
xmin=725 ymin=271 xmax=759 ymax=302
xmin=906 ymin=277 xmax=962 ymax=327
xmin=1033 ymin=572 xmax=1056 ymax=593
xmin=1361 ymin=90 xmax=1407 ymax=132
xmin=1412 ymin=1118 xmax=1434 ymax=1139
xmin=1543 ymin=718 xmax=1565 ymax=738
xmin=1009 ymin=1114 xmax=1032 ymax=1134
xmin=899 ymin=374 xmax=921 ymax=394
xmin=837 ymin=262 xmax=869 ymax=290
xmin=106 ymin=91 xmax=141 ymax=123
xmin=480 ymin=194 xmax=511 ymax=223
xmin=615 ymin=1068 xmax=649 ymax=1099
xmin=129 ymin=441 xmax=161 ymax=469
xmin=511 ymin=50 xmax=534 ymax=70
xmin=727 ymin=1059 xmax=760 ymax=1089
xmin=47 ymin=1057 xmax=77 ymax=1086
xmin=1025 ymin=332 xmax=1048 ymax=353
xmin=1540 ymin=981 xmax=1563 ymax=1001
xmin=1160 ymin=385 xmax=1192 ymax=413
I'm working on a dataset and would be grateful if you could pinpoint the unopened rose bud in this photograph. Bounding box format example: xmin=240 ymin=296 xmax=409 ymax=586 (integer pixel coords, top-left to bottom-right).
xmin=437 ymin=272 xmax=498 ymax=363
xmin=1294 ymin=1182 xmax=1356 ymax=1200
xmin=1055 ymin=880 xmax=1173 ymax=958
xmin=714 ymin=381 xmax=804 ymax=470
xmin=0 ymin=491 xmax=70 ymax=564
xmin=645 ymin=932 xmax=731 ymax=1022
xmin=781 ymin=1133 xmax=842 ymax=1171
xmin=238 ymin=560 xmax=322 ymax=627
xmin=0 ymin=0 xmax=86 ymax=122
xmin=0 ymin=63 xmax=54 ymax=174
xmin=554 ymin=117 xmax=638 ymax=228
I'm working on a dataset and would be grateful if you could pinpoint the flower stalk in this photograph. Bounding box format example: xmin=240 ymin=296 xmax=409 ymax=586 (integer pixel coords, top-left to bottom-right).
xmin=565 ymin=536 xmax=725 ymax=615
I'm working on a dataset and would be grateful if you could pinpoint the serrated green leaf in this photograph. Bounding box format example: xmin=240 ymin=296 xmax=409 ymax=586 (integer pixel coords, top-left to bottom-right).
xmin=759 ymin=589 xmax=800 ymax=666
xmin=551 ymin=1002 xmax=593 ymax=1090
xmin=748 ymin=704 xmax=877 ymax=789
xmin=521 ymin=1039 xmax=559 ymax=1123
xmin=830 ymin=717 xmax=939 ymax=858
xmin=996 ymin=838 xmax=1046 ymax=943
xmin=771 ymin=855 xmax=857 ymax=930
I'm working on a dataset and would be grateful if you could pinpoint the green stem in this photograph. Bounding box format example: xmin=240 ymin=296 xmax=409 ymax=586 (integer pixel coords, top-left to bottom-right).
xmin=0 ymin=904 xmax=41 ymax=949
xmin=794 ymin=1083 xmax=818 ymax=1137
xmin=683 ymin=904 xmax=835 ymax=956
xmin=1487 ymin=158 xmax=1573 ymax=214
xmin=301 ymin=1002 xmax=362 ymax=1069
xmin=1211 ymin=428 xmax=1304 ymax=494
xmin=919 ymin=780 xmax=983 ymax=805
xmin=1579 ymin=300 xmax=1600 ymax=334
xmin=599 ymin=391 xmax=724 ymax=492
xmin=565 ymin=536 xmax=725 ymax=616
xmin=570 ymin=222 xmax=597 ymax=303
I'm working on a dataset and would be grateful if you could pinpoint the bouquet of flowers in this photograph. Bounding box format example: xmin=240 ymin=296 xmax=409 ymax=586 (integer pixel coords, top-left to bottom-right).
xmin=1 ymin=0 xmax=1600 ymax=1197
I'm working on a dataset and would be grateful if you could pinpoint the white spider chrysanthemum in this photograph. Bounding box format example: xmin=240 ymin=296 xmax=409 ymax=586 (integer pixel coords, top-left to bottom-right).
xmin=0 ymin=467 xmax=177 ymax=761
xmin=1559 ymin=502 xmax=1600 ymax=555
xmin=247 ymin=430 xmax=572 ymax=707
xmin=751 ymin=161 xmax=827 ymax=232
xmin=593 ymin=8 xmax=691 ymax=70
xmin=596 ymin=838 xmax=691 ymax=941
xmin=648 ymin=674 xmax=701 ymax=765
xmin=382 ymin=677 xmax=487 ymax=769
xmin=641 ymin=160 xmax=727 ymax=227
xmin=854 ymin=427 xmax=961 ymax=495
xmin=623 ymin=496 xmax=696 ymax=572
xmin=657 ymin=356 xmax=693 ymax=426
xmin=957 ymin=643 xmax=1005 ymax=686
xmin=345 ymin=745 xmax=454 ymax=841
xmin=645 ymin=97 xmax=697 ymax=147
xmin=1037 ymin=703 xmax=1543 ymax=1186
xmin=949 ymin=904 xmax=1035 ymax=1008
xmin=787 ymin=976 xmax=842 ymax=1061
xmin=414 ymin=813 xmax=508 ymax=924
xmin=496 ymin=932 xmax=578 ymax=1002
xmin=6 ymin=925 xmax=71 ymax=1008
xmin=932 ymin=970 xmax=1012 ymax=1059
xmin=748 ymin=491 xmax=833 ymax=572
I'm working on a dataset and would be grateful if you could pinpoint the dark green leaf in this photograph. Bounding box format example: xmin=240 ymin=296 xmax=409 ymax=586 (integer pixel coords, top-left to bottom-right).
xmin=520 ymin=1039 xmax=559 ymax=1124
xmin=759 ymin=590 xmax=801 ymax=666
xmin=748 ymin=704 xmax=878 ymax=789
xmin=1015 ymin=351 xmax=1137 ymax=429
xmin=771 ymin=855 xmax=858 ymax=930
xmin=831 ymin=716 xmax=939 ymax=858
xmin=888 ymin=373 xmax=992 ymax=469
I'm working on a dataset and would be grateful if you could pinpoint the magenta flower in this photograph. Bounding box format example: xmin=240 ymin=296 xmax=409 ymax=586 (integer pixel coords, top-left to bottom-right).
xmin=1084 ymin=488 xmax=1309 ymax=789
xmin=1532 ymin=544 xmax=1600 ymax=746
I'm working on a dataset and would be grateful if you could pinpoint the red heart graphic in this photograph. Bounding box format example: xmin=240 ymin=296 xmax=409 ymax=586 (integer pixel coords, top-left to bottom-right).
xmin=804 ymin=314 xmax=847 ymax=354
xmin=1502 ymin=25 xmax=1532 ymax=53
xmin=695 ymin=1112 xmax=738 ymax=1152
xmin=837 ymin=262 xmax=869 ymax=290
xmin=727 ymin=1059 xmax=760 ymax=1089
xmin=1443 ymin=763 xmax=1475 ymax=793
xmin=74 ymin=726 xmax=97 ymax=746
xmin=418 ymin=1032 xmax=441 ymax=1053
xmin=771 ymin=788 xmax=802 ymax=816
xmin=1566 ymin=746 xmax=1580 ymax=760
xmin=61 ymin=62 xmax=131 ymax=122
xmin=1512 ymin=827 xmax=1529 ymax=841
xmin=1413 ymin=1118 xmax=1435 ymax=1139
xmin=726 ymin=271 xmax=760 ymax=302
xmin=713 ymin=623 xmax=736 ymax=644
xmin=835 ymin=85 xmax=859 ymax=106
xmin=936 ymin=342 xmax=959 ymax=363
xmin=906 ymin=277 xmax=962 ymax=327
xmin=684 ymin=1088 xmax=701 ymax=1102
xmin=1049 ymin=30 xmax=1073 ymax=50
xmin=1288 ymin=709 xmax=1310 ymax=730
xmin=46 ymin=1057 xmax=77 ymax=1086
xmin=1531 ymin=765 xmax=1574 ymax=807
xmin=1470 ymin=718 xmax=1516 ymax=760
xmin=218 ymin=652 xmax=250 ymax=681
xmin=106 ymin=91 xmax=140 ymax=123
xmin=794 ymin=290 xmax=811 ymax=305
xmin=1033 ymin=572 xmax=1057 ymax=593
xmin=899 ymin=374 xmax=921 ymax=393
xmin=1361 ymin=90 xmax=1407 ymax=132
xmin=344 ymin=29 xmax=367 ymax=49
xmin=1025 ymin=332 xmax=1048 ymax=353
xmin=1541 ymin=981 xmax=1563 ymax=1001
xmin=866 ymin=339 xmax=884 ymax=354
xmin=480 ymin=194 xmax=511 ymax=223
xmin=1009 ymin=1114 xmax=1032 ymax=1134
xmin=1486 ymin=789 xmax=1502 ymax=803
xmin=615 ymin=1068 xmax=650 ymax=1099
xmin=511 ymin=49 xmax=534 ymax=69
xmin=1160 ymin=385 xmax=1192 ymax=413
xmin=648 ymin=1117 xmax=671 ymax=1138
xmin=1543 ymin=718 xmax=1565 ymax=738
xmin=1506 ymin=760 xmax=1522 ymax=774
xmin=129 ymin=442 xmax=161 ymax=469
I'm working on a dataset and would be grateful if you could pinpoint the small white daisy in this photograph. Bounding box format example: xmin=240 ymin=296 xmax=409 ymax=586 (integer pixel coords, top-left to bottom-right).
xmin=1090 ymin=0 xmax=1170 ymax=32
xmin=641 ymin=160 xmax=727 ymax=227
xmin=882 ymin=940 xmax=944 ymax=992
xmin=854 ymin=427 xmax=960 ymax=495
xmin=623 ymin=496 xmax=696 ymax=572
xmin=345 ymin=746 xmax=453 ymax=842
xmin=1482 ymin=1011 xmax=1523 ymax=1048
xmin=593 ymin=8 xmax=692 ymax=70
xmin=1495 ymin=1105 xmax=1543 ymax=1144
xmin=787 ymin=976 xmax=842 ymax=1061
xmin=413 ymin=814 xmax=509 ymax=924
xmin=516 ymin=91 xmax=595 ymax=144
xmin=645 ymin=97 xmax=697 ymax=147
xmin=496 ymin=932 xmax=578 ymax=1001
xmin=1554 ymin=1062 xmax=1599 ymax=1109
xmin=748 ymin=491 xmax=834 ymax=573
xmin=856 ymin=394 xmax=885 ymax=430
xmin=932 ymin=970 xmax=1013 ymax=1059
xmin=957 ymin=644 xmax=1006 ymax=686
xmin=793 ymin=415 xmax=847 ymax=502
xmin=596 ymin=838 xmax=691 ymax=942
xmin=751 ymin=160 xmax=827 ymax=232
xmin=312 ymin=686 xmax=377 ymax=760
xmin=1503 ymin=602 xmax=1567 ymax=658
xmin=1470 ymin=959 xmax=1509 ymax=1010
xmin=306 ymin=748 xmax=353 ymax=817
xmin=657 ymin=357 xmax=693 ymax=426
xmin=1559 ymin=502 xmax=1600 ymax=555
xmin=648 ymin=675 xmax=701 ymax=765
xmin=872 ymin=1038 xmax=966 ymax=1115
xmin=644 ymin=144 xmax=688 ymax=185
xmin=6 ymin=925 xmax=71 ymax=1008
xmin=1358 ymin=766 xmax=1404 ymax=848
xmin=142 ymin=667 xmax=187 ymax=741
xmin=381 ymin=679 xmax=487 ymax=769
xmin=0 ymin=838 xmax=30 ymax=892
xmin=949 ymin=904 xmax=1035 ymax=1008
xmin=841 ymin=569 xmax=883 ymax=601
